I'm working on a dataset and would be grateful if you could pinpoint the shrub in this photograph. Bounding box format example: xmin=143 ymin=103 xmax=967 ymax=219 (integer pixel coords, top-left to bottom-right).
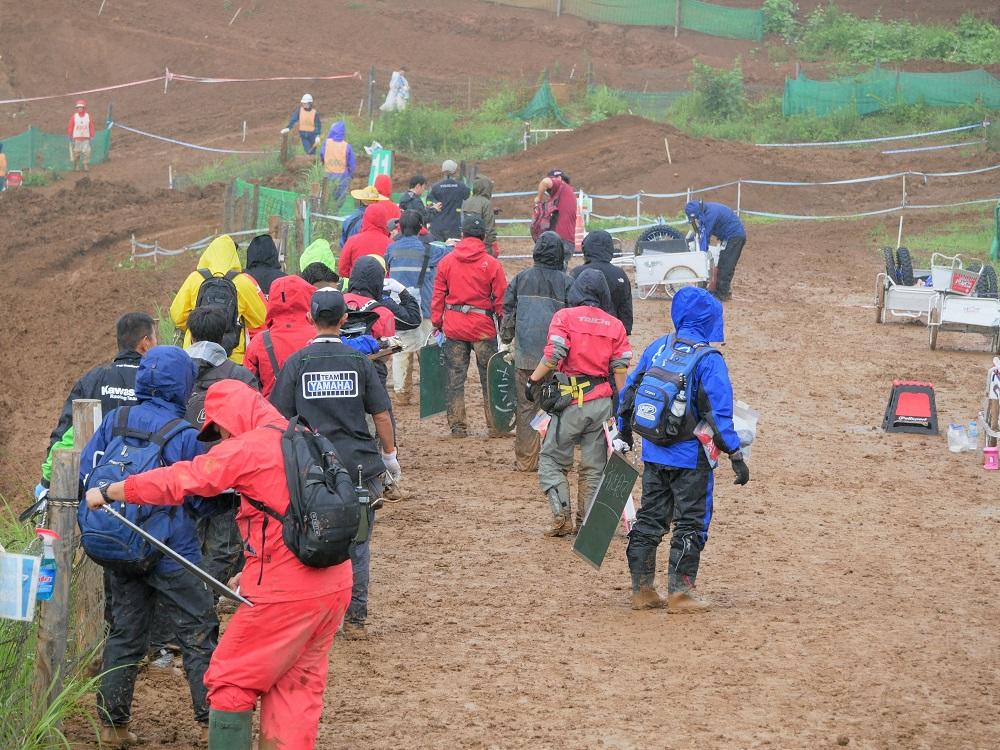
xmin=688 ymin=61 xmax=746 ymax=121
xmin=987 ymin=120 xmax=1000 ymax=153
xmin=584 ymin=85 xmax=630 ymax=121
xmin=762 ymin=0 xmax=799 ymax=42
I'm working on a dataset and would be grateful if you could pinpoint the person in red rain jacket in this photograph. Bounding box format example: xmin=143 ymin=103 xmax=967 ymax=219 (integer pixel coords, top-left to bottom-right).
xmin=338 ymin=199 xmax=393 ymax=279
xmin=67 ymin=99 xmax=96 ymax=171
xmin=525 ymin=268 xmax=632 ymax=536
xmin=431 ymin=214 xmax=507 ymax=438
xmin=243 ymin=275 xmax=317 ymax=397
xmin=374 ymin=173 xmax=401 ymax=224
xmin=84 ymin=380 xmax=352 ymax=750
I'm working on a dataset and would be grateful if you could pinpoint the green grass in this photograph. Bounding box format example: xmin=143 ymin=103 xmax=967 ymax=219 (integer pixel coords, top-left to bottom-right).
xmin=871 ymin=207 xmax=999 ymax=268
xmin=180 ymin=154 xmax=285 ymax=189
xmin=21 ymin=169 xmax=60 ymax=188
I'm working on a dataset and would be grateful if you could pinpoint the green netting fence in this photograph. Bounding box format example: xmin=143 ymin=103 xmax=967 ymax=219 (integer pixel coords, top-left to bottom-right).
xmin=784 ymin=68 xmax=1000 ymax=117
xmin=614 ymin=89 xmax=688 ymax=120
xmin=493 ymin=0 xmax=763 ymax=41
xmin=0 ymin=126 xmax=111 ymax=172
xmin=513 ymin=78 xmax=574 ymax=126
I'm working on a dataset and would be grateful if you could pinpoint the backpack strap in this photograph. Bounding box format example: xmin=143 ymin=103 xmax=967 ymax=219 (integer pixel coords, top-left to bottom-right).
xmin=148 ymin=418 xmax=192 ymax=447
xmin=358 ymin=299 xmax=385 ymax=314
xmin=223 ymin=269 xmax=240 ymax=282
xmin=416 ymin=247 xmax=432 ymax=289
xmin=245 ymin=496 xmax=286 ymax=523
xmin=198 ymin=268 xmax=213 ymax=281
xmin=114 ymin=405 xmax=157 ymax=443
xmin=262 ymin=330 xmax=281 ymax=378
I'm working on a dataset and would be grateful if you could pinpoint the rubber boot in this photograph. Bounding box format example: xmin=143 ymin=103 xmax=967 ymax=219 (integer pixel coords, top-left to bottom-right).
xmin=667 ymin=573 xmax=710 ymax=614
xmin=99 ymin=724 xmax=138 ymax=747
xmin=544 ymin=511 xmax=574 ymax=537
xmin=630 ymin=571 xmax=665 ymax=610
xmin=208 ymin=708 xmax=253 ymax=750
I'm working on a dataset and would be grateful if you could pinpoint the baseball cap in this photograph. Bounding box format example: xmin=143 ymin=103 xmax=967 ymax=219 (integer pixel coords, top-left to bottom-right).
xmin=441 ymin=159 xmax=458 ymax=174
xmin=547 ymin=169 xmax=569 ymax=182
xmin=310 ymin=288 xmax=347 ymax=320
xmin=461 ymin=214 xmax=486 ymax=238
xmin=301 ymin=93 xmax=313 ymax=104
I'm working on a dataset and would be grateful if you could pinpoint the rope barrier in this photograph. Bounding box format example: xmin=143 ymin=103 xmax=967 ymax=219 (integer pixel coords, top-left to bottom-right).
xmin=881 ymin=140 xmax=986 ymax=155
xmin=756 ymin=121 xmax=989 ymax=148
xmin=112 ymin=123 xmax=279 ymax=155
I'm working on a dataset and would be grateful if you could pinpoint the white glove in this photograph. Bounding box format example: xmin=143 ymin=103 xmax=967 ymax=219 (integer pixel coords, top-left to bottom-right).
xmin=383 ymin=278 xmax=406 ymax=295
xmin=612 ymin=438 xmax=632 ymax=454
xmin=280 ymin=127 xmax=290 ymax=135
xmin=381 ymin=451 xmax=402 ymax=482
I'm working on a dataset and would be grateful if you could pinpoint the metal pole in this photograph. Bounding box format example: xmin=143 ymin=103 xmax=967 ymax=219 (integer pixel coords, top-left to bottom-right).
xmin=367 ymin=66 xmax=375 ymax=120
xmin=901 ymin=173 xmax=907 ymax=207
xmin=242 ymin=120 xmax=247 ymax=143
xmin=896 ymin=214 xmax=904 ymax=249
xmin=164 ymin=67 xmax=169 ymax=94
xmin=101 ymin=506 xmax=253 ymax=606
xmin=636 ymin=192 xmax=642 ymax=227
xmin=556 ymin=0 xmax=562 ymax=17
xmin=736 ymin=180 xmax=742 ymax=215
xmin=674 ymin=0 xmax=681 ymax=37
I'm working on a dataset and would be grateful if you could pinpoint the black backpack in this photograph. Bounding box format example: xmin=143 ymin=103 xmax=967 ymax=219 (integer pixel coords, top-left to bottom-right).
xmin=341 ymin=299 xmax=385 ymax=340
xmin=195 ymin=269 xmax=242 ymax=354
xmin=247 ymin=417 xmax=361 ymax=568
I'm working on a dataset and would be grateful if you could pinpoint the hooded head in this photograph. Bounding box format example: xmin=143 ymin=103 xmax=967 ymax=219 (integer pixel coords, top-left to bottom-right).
xmin=197 ymin=235 xmax=241 ymax=275
xmin=373 ymin=174 xmax=392 ymax=199
xmin=684 ymin=200 xmax=705 ymax=222
xmin=246 ymin=234 xmax=280 ymax=270
xmin=471 ymin=175 xmax=493 ymax=199
xmin=581 ymin=230 xmax=615 ymax=264
xmin=569 ymin=267 xmax=612 ymax=312
xmin=348 ymin=255 xmax=387 ymax=300
xmin=533 ymin=231 xmax=566 ymax=270
xmin=360 ymin=200 xmax=391 ymax=236
xmin=327 ymin=121 xmax=346 ymax=142
xmin=265 ymin=275 xmax=315 ymax=328
xmin=199 ymin=379 xmax=287 ymax=441
xmin=670 ymin=286 xmax=724 ymax=344
xmin=298 ymin=238 xmax=336 ymax=273
xmin=134 ymin=345 xmax=197 ymax=414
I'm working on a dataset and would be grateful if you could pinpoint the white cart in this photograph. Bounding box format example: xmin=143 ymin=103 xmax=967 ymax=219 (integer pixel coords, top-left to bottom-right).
xmin=874 ymin=272 xmax=935 ymax=324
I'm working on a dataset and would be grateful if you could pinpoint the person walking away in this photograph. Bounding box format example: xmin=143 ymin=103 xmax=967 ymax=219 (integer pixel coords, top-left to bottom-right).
xmin=320 ymin=120 xmax=356 ymax=204
xmin=0 ymin=143 xmax=7 ymax=191
xmin=379 ymin=67 xmax=410 ymax=112
xmin=533 ymin=169 xmax=577 ymax=263
xmin=385 ymin=210 xmax=448 ymax=404
xmin=684 ymin=200 xmax=746 ymax=302
xmin=571 ymin=229 xmax=633 ymax=334
xmin=462 ymin=175 xmax=500 ymax=257
xmin=618 ymin=286 xmax=749 ymax=612
xmin=524 ymin=269 xmax=631 ymax=536
xmin=185 ymin=307 xmax=258 ymax=588
xmin=373 ymin=173 xmax=401 ymax=224
xmin=501 ymin=231 xmax=572 ymax=472
xmin=427 ymin=160 xmax=470 ymax=242
xmin=298 ymin=237 xmax=338 ymax=277
xmin=79 ymin=346 xmax=218 ymax=747
xmin=302 ymin=262 xmax=340 ymax=288
xmin=244 ymin=234 xmax=286 ymax=298
xmin=281 ymin=93 xmax=321 ymax=155
xmin=170 ymin=234 xmax=266 ymax=366
xmin=339 ymin=196 xmax=393 ymax=278
xmin=398 ymin=174 xmax=429 ymax=225
xmin=271 ymin=289 xmax=401 ymax=640
xmin=84 ymin=380 xmax=355 ymax=749
xmin=431 ymin=215 xmax=507 ymax=438
xmin=244 ymin=275 xmax=317 ymax=398
xmin=67 ymin=99 xmax=95 ymax=172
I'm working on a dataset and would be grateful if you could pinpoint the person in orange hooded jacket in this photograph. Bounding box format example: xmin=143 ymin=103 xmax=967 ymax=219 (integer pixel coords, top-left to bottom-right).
xmin=243 ymin=275 xmax=317 ymax=397
xmin=84 ymin=380 xmax=352 ymax=750
xmin=338 ymin=199 xmax=394 ymax=278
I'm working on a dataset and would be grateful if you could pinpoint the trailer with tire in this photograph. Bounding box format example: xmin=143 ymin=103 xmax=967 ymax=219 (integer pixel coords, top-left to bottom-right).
xmin=926 ymin=253 xmax=1000 ymax=353
xmin=874 ymin=246 xmax=936 ymax=324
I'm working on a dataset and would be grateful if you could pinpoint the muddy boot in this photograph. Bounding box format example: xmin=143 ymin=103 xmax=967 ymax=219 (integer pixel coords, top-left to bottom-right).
xmin=208 ymin=709 xmax=252 ymax=750
xmin=395 ymin=362 xmax=413 ymax=406
xmin=544 ymin=511 xmax=574 ymax=538
xmin=99 ymin=724 xmax=139 ymax=747
xmin=341 ymin=619 xmax=368 ymax=640
xmin=630 ymin=571 xmax=665 ymax=610
xmin=667 ymin=573 xmax=710 ymax=614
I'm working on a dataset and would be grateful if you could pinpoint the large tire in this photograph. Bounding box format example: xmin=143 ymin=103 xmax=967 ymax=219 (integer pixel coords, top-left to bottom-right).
xmin=882 ymin=247 xmax=897 ymax=283
xmin=975 ymin=264 xmax=998 ymax=299
xmin=928 ymin=305 xmax=939 ymax=350
xmin=638 ymin=224 xmax=685 ymax=243
xmin=895 ymin=247 xmax=914 ymax=286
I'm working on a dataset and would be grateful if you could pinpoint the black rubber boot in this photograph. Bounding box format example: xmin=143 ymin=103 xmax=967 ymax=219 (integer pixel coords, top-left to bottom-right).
xmin=208 ymin=709 xmax=253 ymax=750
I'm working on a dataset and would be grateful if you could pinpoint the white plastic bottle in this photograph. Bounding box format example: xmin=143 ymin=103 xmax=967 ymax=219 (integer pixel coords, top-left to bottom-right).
xmin=966 ymin=420 xmax=979 ymax=452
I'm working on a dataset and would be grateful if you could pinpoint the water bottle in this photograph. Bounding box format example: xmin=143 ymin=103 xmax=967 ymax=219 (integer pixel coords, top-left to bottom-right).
xmin=966 ymin=420 xmax=979 ymax=452
xmin=666 ymin=377 xmax=687 ymax=436
xmin=947 ymin=423 xmax=966 ymax=453
xmin=35 ymin=528 xmax=59 ymax=601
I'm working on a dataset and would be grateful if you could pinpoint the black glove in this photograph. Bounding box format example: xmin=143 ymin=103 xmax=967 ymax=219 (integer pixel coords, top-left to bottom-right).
xmin=730 ymin=453 xmax=750 ymax=486
xmin=525 ymin=378 xmax=540 ymax=404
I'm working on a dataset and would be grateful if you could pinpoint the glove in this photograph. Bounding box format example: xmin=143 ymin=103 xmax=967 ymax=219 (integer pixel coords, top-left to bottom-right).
xmin=524 ymin=378 xmax=540 ymax=404
xmin=612 ymin=438 xmax=631 ymax=454
xmin=381 ymin=451 xmax=402 ymax=482
xmin=280 ymin=127 xmax=290 ymax=135
xmin=731 ymin=454 xmax=750 ymax=486
xmin=383 ymin=278 xmax=406 ymax=295
xmin=34 ymin=483 xmax=48 ymax=501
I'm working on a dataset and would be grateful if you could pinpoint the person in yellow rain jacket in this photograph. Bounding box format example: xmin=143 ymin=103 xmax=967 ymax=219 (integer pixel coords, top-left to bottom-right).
xmin=170 ymin=235 xmax=266 ymax=365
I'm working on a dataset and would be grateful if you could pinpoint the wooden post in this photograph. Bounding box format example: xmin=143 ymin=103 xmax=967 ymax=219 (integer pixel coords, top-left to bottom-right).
xmin=294 ymin=199 xmax=305 ymax=271
xmin=32 ymin=448 xmax=82 ymax=719
xmin=280 ymin=131 xmax=289 ymax=165
xmin=70 ymin=400 xmax=105 ymax=663
xmin=268 ymin=214 xmax=282 ymax=240
xmin=367 ymin=66 xmax=376 ymax=120
xmin=674 ymin=0 xmax=681 ymax=37
xmin=736 ymin=180 xmax=742 ymax=215
xmin=663 ymin=137 xmax=673 ymax=165
xmin=586 ymin=62 xmax=594 ymax=90
xmin=555 ymin=0 xmax=562 ymax=16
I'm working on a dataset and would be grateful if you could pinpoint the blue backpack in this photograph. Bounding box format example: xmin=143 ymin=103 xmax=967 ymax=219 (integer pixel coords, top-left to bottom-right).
xmin=630 ymin=336 xmax=719 ymax=446
xmin=78 ymin=407 xmax=193 ymax=575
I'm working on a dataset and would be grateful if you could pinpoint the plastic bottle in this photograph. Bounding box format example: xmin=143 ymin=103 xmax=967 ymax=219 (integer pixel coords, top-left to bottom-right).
xmin=966 ymin=420 xmax=979 ymax=452
xmin=35 ymin=528 xmax=60 ymax=601
xmin=947 ymin=423 xmax=966 ymax=453
xmin=666 ymin=378 xmax=688 ymax=436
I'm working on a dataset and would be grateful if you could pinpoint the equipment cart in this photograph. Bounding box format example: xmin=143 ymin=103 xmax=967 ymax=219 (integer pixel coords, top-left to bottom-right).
xmin=927 ymin=253 xmax=1000 ymax=352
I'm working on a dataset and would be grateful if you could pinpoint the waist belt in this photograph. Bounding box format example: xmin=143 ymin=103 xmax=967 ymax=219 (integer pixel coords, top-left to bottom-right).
xmin=558 ymin=375 xmax=609 ymax=407
xmin=445 ymin=303 xmax=491 ymax=316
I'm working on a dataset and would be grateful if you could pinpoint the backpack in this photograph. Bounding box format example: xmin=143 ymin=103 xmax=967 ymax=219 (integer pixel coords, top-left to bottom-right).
xmin=247 ymin=417 xmax=361 ymax=568
xmin=530 ymin=198 xmax=559 ymax=242
xmin=340 ymin=299 xmax=384 ymax=355
xmin=630 ymin=336 xmax=720 ymax=446
xmin=195 ymin=268 xmax=242 ymax=354
xmin=78 ymin=407 xmax=193 ymax=575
